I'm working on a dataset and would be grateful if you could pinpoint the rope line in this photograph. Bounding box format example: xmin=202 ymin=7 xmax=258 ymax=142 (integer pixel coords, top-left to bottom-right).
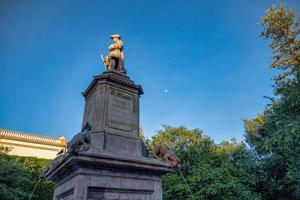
xmin=29 ymin=178 xmax=41 ymax=200
xmin=176 ymin=168 xmax=196 ymax=200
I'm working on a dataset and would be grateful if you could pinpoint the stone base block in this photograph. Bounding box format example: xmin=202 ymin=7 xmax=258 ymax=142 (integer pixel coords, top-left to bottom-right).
xmin=54 ymin=168 xmax=162 ymax=200
xmin=44 ymin=152 xmax=173 ymax=200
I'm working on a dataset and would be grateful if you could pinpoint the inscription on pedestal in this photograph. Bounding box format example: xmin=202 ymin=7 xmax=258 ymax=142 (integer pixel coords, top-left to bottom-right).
xmin=107 ymin=88 xmax=134 ymax=131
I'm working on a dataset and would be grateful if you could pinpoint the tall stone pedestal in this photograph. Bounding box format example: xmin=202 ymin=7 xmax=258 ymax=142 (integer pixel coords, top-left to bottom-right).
xmin=43 ymin=71 xmax=173 ymax=200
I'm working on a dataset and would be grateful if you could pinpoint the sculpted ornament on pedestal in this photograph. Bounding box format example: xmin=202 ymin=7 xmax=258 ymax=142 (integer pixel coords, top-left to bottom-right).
xmin=152 ymin=145 xmax=181 ymax=167
xmin=101 ymin=34 xmax=126 ymax=74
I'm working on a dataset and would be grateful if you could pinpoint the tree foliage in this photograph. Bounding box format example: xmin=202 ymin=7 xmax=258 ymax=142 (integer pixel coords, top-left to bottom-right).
xmin=260 ymin=5 xmax=300 ymax=86
xmin=0 ymin=151 xmax=54 ymax=200
xmin=152 ymin=125 xmax=261 ymax=200
xmin=152 ymin=125 xmax=207 ymax=151
xmin=244 ymin=4 xmax=300 ymax=200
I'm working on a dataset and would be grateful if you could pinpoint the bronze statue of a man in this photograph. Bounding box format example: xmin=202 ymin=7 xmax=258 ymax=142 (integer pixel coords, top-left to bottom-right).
xmin=102 ymin=34 xmax=126 ymax=74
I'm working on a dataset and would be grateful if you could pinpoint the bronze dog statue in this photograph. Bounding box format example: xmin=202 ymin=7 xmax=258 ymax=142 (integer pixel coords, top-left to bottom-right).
xmin=152 ymin=145 xmax=181 ymax=167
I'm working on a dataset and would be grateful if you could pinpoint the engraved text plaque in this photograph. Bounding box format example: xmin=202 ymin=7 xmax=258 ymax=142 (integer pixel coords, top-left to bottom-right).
xmin=107 ymin=88 xmax=134 ymax=131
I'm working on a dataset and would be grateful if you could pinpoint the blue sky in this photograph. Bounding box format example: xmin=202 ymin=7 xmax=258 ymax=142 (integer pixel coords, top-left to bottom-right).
xmin=0 ymin=0 xmax=299 ymax=143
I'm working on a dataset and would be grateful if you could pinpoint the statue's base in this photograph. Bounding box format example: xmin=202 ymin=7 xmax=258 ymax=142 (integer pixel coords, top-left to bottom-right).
xmin=42 ymin=71 xmax=173 ymax=200
xmin=43 ymin=152 xmax=173 ymax=200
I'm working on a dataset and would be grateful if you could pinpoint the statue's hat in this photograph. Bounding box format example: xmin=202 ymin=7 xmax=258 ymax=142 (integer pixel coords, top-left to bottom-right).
xmin=110 ymin=34 xmax=121 ymax=39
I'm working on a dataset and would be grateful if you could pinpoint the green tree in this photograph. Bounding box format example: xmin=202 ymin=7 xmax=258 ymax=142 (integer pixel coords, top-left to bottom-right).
xmin=0 ymin=150 xmax=54 ymax=200
xmin=244 ymin=4 xmax=300 ymax=199
xmin=152 ymin=125 xmax=261 ymax=200
xmin=260 ymin=5 xmax=300 ymax=87
xmin=139 ymin=128 xmax=152 ymax=156
xmin=152 ymin=125 xmax=206 ymax=151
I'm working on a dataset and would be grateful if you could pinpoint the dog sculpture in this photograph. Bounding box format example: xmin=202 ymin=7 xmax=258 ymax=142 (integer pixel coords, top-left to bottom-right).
xmin=67 ymin=132 xmax=91 ymax=153
xmin=152 ymin=145 xmax=181 ymax=167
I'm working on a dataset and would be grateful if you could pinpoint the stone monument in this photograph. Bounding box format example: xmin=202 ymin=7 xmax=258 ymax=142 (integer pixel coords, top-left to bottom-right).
xmin=42 ymin=35 xmax=173 ymax=200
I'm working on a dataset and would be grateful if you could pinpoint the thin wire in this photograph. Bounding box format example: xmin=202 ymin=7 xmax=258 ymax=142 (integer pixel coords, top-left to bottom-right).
xmin=29 ymin=178 xmax=41 ymax=200
xmin=176 ymin=168 xmax=196 ymax=200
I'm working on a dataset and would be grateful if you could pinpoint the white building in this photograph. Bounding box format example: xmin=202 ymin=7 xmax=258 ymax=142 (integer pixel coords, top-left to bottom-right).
xmin=0 ymin=129 xmax=66 ymax=159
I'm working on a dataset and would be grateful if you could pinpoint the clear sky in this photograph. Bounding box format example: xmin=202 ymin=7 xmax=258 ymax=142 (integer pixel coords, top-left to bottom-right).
xmin=0 ymin=0 xmax=299 ymax=143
